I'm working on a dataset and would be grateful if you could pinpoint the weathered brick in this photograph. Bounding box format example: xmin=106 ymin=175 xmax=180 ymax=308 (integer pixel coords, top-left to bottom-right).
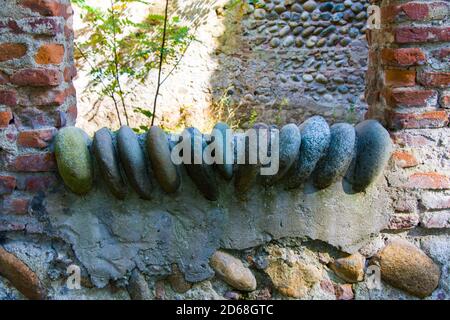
xmin=0 ymin=176 xmax=16 ymax=195
xmin=395 ymin=27 xmax=450 ymax=44
xmin=402 ymin=2 xmax=449 ymax=21
xmin=19 ymin=0 xmax=69 ymax=18
xmin=0 ymin=70 xmax=9 ymax=85
xmin=0 ymin=109 xmax=13 ymax=127
xmin=35 ymin=43 xmax=64 ymax=64
xmin=391 ymin=132 xmax=434 ymax=147
xmin=11 ymin=152 xmax=56 ymax=172
xmin=385 ymin=70 xmax=416 ymax=87
xmin=16 ymin=17 xmax=63 ymax=36
xmin=388 ymin=213 xmax=419 ymax=230
xmin=26 ymin=85 xmax=75 ymax=107
xmin=390 ymin=110 xmax=449 ymax=129
xmin=406 ymin=172 xmax=450 ymax=190
xmin=385 ymin=88 xmax=437 ymax=108
xmin=19 ymin=174 xmax=58 ymax=192
xmin=420 ymin=211 xmax=450 ymax=229
xmin=1 ymin=196 xmax=30 ymax=215
xmin=381 ymin=48 xmax=426 ymax=67
xmin=0 ymin=43 xmax=27 ymax=62
xmin=10 ymin=68 xmax=63 ymax=87
xmin=63 ymin=65 xmax=77 ymax=82
xmin=441 ymin=91 xmax=450 ymax=108
xmin=393 ymin=197 xmax=417 ymax=213
xmin=418 ymin=72 xmax=450 ymax=88
xmin=17 ymin=128 xmax=56 ymax=148
xmin=421 ymin=192 xmax=450 ymax=210
xmin=391 ymin=150 xmax=418 ymax=168
xmin=0 ymin=90 xmax=17 ymax=106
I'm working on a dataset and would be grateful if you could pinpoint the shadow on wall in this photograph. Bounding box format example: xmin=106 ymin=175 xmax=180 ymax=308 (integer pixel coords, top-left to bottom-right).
xmin=208 ymin=0 xmax=370 ymax=129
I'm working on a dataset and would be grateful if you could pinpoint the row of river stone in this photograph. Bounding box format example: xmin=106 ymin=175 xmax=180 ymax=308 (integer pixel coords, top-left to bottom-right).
xmin=54 ymin=117 xmax=392 ymax=200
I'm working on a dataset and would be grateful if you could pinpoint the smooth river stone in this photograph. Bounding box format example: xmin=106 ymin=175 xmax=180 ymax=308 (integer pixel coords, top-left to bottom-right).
xmin=212 ymin=122 xmax=233 ymax=180
xmin=54 ymin=127 xmax=93 ymax=195
xmin=146 ymin=126 xmax=180 ymax=194
xmin=346 ymin=120 xmax=392 ymax=192
xmin=234 ymin=123 xmax=269 ymax=194
xmin=287 ymin=116 xmax=330 ymax=189
xmin=117 ymin=126 xmax=153 ymax=200
xmin=313 ymin=123 xmax=356 ymax=189
xmin=92 ymin=128 xmax=127 ymax=199
xmin=265 ymin=123 xmax=301 ymax=186
xmin=183 ymin=127 xmax=218 ymax=201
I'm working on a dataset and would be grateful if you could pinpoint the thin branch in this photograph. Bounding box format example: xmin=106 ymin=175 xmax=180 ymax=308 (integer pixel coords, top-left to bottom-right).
xmin=75 ymin=42 xmax=123 ymax=126
xmin=151 ymin=0 xmax=169 ymax=127
xmin=111 ymin=0 xmax=130 ymax=126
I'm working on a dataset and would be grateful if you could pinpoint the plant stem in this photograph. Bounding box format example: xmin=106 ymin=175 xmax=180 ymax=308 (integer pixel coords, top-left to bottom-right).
xmin=111 ymin=0 xmax=130 ymax=126
xmin=151 ymin=0 xmax=169 ymax=127
xmin=75 ymin=42 xmax=123 ymax=126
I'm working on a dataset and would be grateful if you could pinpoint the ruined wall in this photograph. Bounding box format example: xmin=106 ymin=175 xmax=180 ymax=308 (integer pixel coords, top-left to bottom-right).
xmin=0 ymin=0 xmax=449 ymax=301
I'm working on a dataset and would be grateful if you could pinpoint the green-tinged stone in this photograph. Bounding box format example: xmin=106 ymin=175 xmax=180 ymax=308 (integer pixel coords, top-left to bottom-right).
xmin=346 ymin=120 xmax=392 ymax=192
xmin=212 ymin=122 xmax=233 ymax=180
xmin=183 ymin=127 xmax=218 ymax=201
xmin=313 ymin=123 xmax=356 ymax=189
xmin=92 ymin=127 xmax=127 ymax=199
xmin=117 ymin=126 xmax=153 ymax=200
xmin=55 ymin=126 xmax=93 ymax=195
xmin=146 ymin=126 xmax=180 ymax=194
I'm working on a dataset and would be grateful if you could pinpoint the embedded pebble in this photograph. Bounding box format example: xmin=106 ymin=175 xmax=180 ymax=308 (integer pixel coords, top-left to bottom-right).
xmin=287 ymin=116 xmax=330 ymax=189
xmin=117 ymin=126 xmax=153 ymax=200
xmin=346 ymin=120 xmax=393 ymax=192
xmin=55 ymin=127 xmax=93 ymax=195
xmin=146 ymin=126 xmax=181 ymax=194
xmin=313 ymin=123 xmax=356 ymax=189
xmin=92 ymin=127 xmax=127 ymax=199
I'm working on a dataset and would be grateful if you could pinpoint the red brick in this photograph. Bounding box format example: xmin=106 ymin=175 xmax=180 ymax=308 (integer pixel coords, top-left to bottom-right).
xmin=21 ymin=175 xmax=58 ymax=192
xmin=406 ymin=172 xmax=450 ymax=190
xmin=19 ymin=0 xmax=69 ymax=17
xmin=421 ymin=193 xmax=450 ymax=210
xmin=390 ymin=110 xmax=449 ymax=129
xmin=385 ymin=88 xmax=437 ymax=108
xmin=0 ymin=109 xmax=13 ymax=128
xmin=0 ymin=176 xmax=16 ymax=195
xmin=26 ymin=85 xmax=76 ymax=107
xmin=0 ymin=90 xmax=17 ymax=106
xmin=381 ymin=48 xmax=426 ymax=67
xmin=0 ymin=43 xmax=27 ymax=62
xmin=17 ymin=128 xmax=56 ymax=148
xmin=11 ymin=152 xmax=56 ymax=172
xmin=418 ymin=72 xmax=450 ymax=88
xmin=420 ymin=211 xmax=450 ymax=229
xmin=391 ymin=150 xmax=418 ymax=168
xmin=395 ymin=27 xmax=450 ymax=44
xmin=1 ymin=196 xmax=30 ymax=215
xmin=63 ymin=65 xmax=77 ymax=82
xmin=401 ymin=2 xmax=449 ymax=21
xmin=388 ymin=213 xmax=419 ymax=230
xmin=385 ymin=70 xmax=416 ymax=87
xmin=10 ymin=68 xmax=62 ymax=87
xmin=35 ymin=43 xmax=65 ymax=64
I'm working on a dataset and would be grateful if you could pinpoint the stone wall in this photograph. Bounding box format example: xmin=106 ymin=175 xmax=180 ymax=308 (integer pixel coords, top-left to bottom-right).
xmin=0 ymin=0 xmax=449 ymax=301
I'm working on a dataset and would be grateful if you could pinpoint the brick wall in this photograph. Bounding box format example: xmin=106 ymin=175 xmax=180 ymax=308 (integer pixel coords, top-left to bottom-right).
xmin=366 ymin=0 xmax=450 ymax=230
xmin=0 ymin=0 xmax=75 ymax=215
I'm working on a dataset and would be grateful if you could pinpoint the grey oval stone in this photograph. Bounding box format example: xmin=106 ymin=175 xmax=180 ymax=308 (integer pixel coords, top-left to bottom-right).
xmin=346 ymin=120 xmax=393 ymax=192
xmin=92 ymin=127 xmax=127 ymax=199
xmin=234 ymin=123 xmax=270 ymax=194
xmin=287 ymin=116 xmax=330 ymax=189
xmin=55 ymin=127 xmax=93 ymax=195
xmin=212 ymin=122 xmax=233 ymax=180
xmin=183 ymin=127 xmax=218 ymax=201
xmin=146 ymin=126 xmax=180 ymax=194
xmin=117 ymin=126 xmax=153 ymax=200
xmin=265 ymin=123 xmax=301 ymax=186
xmin=312 ymin=123 xmax=356 ymax=189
